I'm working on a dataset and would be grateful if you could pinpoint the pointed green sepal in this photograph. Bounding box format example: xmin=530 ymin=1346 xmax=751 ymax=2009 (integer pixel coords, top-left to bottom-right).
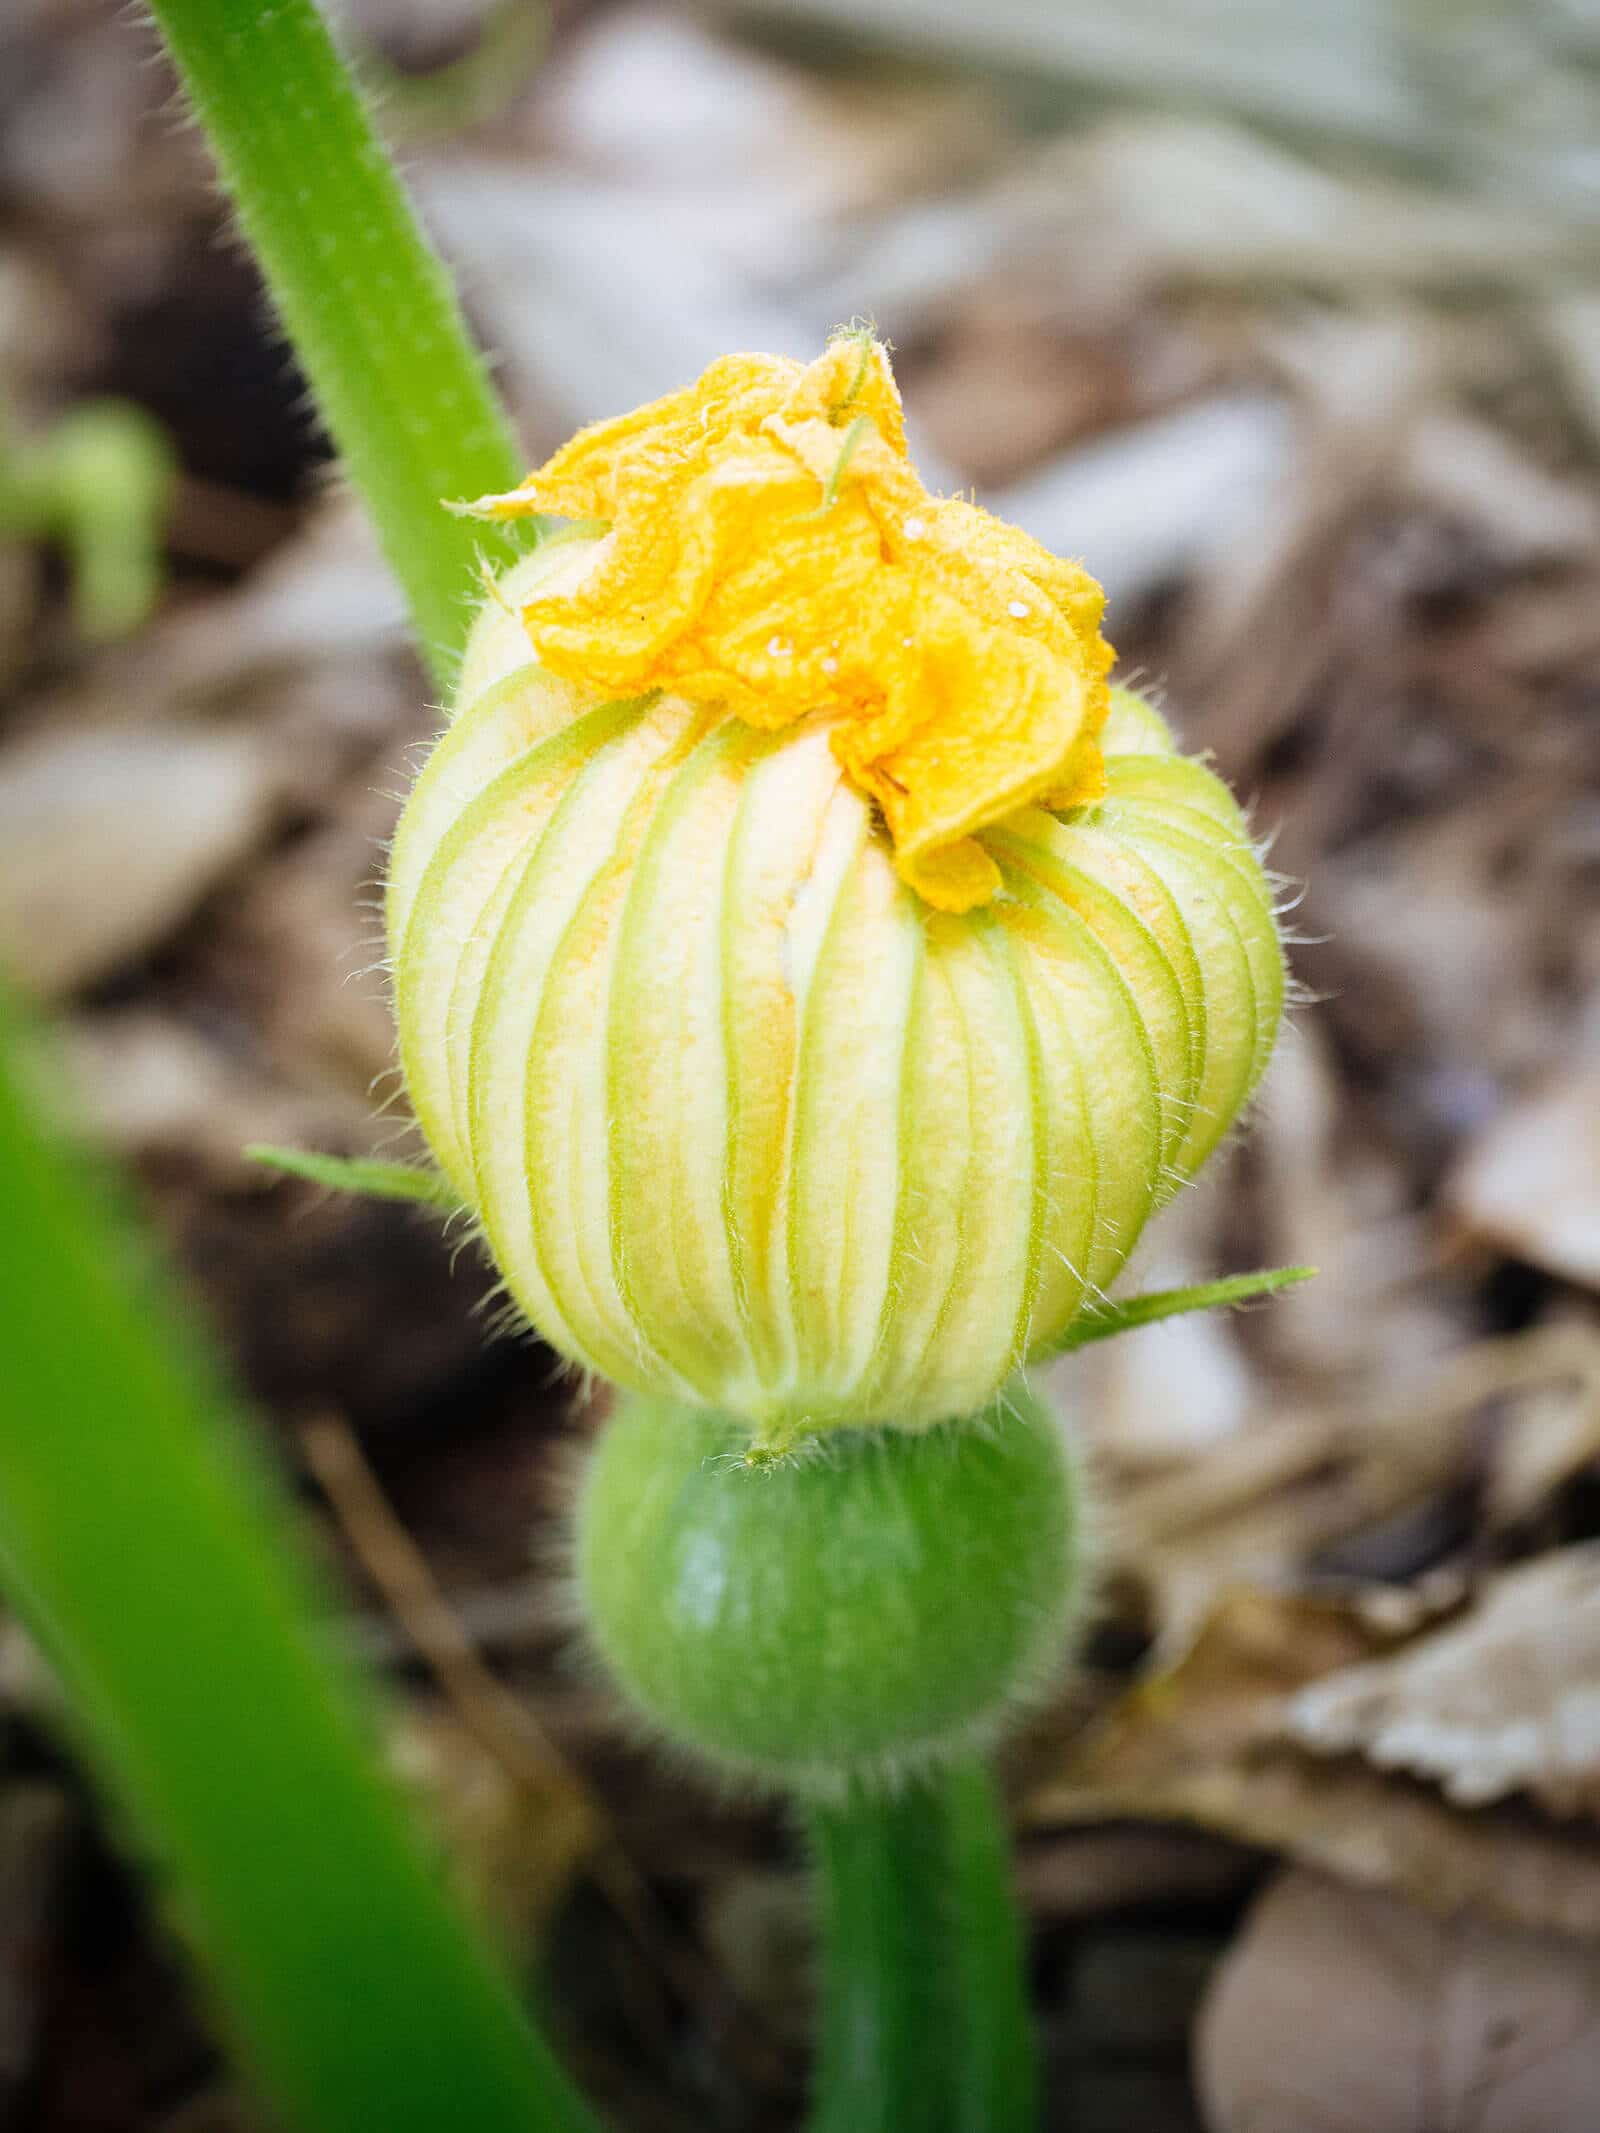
xmin=245 ymin=1145 xmax=462 ymax=1214
xmin=1034 ymin=1265 xmax=1316 ymax=1359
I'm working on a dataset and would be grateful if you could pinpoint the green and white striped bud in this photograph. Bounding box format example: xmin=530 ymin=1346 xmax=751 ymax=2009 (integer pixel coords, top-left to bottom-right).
xmin=387 ymin=533 xmax=1283 ymax=1452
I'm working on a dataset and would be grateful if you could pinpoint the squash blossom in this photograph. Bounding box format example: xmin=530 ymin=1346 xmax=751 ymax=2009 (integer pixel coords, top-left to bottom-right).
xmin=388 ymin=334 xmax=1283 ymax=1449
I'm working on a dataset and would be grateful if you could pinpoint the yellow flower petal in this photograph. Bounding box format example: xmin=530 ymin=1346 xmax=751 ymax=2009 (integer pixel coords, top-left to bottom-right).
xmin=466 ymin=335 xmax=1114 ymax=912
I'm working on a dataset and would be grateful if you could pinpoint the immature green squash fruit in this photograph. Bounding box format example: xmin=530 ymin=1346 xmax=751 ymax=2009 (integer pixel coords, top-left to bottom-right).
xmin=576 ymin=1385 xmax=1080 ymax=1795
xmin=387 ymin=336 xmax=1284 ymax=1451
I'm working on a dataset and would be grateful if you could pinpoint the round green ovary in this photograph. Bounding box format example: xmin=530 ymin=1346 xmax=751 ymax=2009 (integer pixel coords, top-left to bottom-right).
xmin=576 ymin=1382 xmax=1080 ymax=1793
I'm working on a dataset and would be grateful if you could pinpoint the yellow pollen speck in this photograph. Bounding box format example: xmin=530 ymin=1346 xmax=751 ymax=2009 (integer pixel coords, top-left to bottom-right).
xmin=458 ymin=334 xmax=1116 ymax=912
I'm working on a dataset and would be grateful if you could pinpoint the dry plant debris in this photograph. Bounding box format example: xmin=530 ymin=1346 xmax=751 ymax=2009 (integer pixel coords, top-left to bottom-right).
xmin=1027 ymin=1583 xmax=1600 ymax=1941
xmin=1283 ymin=1547 xmax=1600 ymax=1816
xmin=1198 ymin=1868 xmax=1600 ymax=2133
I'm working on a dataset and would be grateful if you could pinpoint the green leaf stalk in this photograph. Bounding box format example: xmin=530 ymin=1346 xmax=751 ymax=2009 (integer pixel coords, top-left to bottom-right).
xmin=147 ymin=0 xmax=536 ymax=687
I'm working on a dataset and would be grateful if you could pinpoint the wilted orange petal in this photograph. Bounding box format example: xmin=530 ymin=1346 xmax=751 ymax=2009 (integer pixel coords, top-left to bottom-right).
xmin=463 ymin=334 xmax=1114 ymax=912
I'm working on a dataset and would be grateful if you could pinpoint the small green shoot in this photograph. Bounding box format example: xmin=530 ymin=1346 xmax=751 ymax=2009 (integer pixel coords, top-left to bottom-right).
xmin=0 ymin=400 xmax=174 ymax=639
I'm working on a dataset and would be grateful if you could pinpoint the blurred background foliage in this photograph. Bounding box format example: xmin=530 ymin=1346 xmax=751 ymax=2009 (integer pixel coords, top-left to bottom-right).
xmin=2 ymin=1 xmax=1600 ymax=2128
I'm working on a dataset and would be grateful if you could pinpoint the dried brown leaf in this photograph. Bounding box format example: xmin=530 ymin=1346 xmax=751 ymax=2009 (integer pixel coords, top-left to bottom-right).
xmin=1482 ymin=1327 xmax=1600 ymax=1531
xmin=1285 ymin=1546 xmax=1600 ymax=1816
xmin=0 ymin=724 xmax=283 ymax=997
xmin=1448 ymin=1065 xmax=1600 ymax=1291
xmin=1112 ymin=1327 xmax=1600 ymax=1650
xmin=1198 ymin=1867 xmax=1600 ymax=2133
xmin=1019 ymin=1825 xmax=1258 ymax=1922
xmin=62 ymin=1010 xmax=369 ymax=1181
xmin=1028 ymin=1586 xmax=1600 ymax=1938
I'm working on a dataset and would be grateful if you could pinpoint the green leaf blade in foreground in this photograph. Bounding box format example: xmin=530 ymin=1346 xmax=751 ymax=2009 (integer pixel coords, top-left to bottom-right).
xmin=145 ymin=0 xmax=538 ymax=687
xmin=247 ymin=1142 xmax=463 ymax=1213
xmin=0 ymin=987 xmax=595 ymax=2133
xmin=1036 ymin=1265 xmax=1316 ymax=1359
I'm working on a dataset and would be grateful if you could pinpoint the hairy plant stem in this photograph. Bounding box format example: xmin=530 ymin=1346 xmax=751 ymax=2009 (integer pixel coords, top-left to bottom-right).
xmin=146 ymin=0 xmax=533 ymax=687
xmin=806 ymin=1778 xmax=951 ymax=2133
xmin=943 ymin=1760 xmax=1040 ymax=2131
xmin=0 ymin=988 xmax=602 ymax=2130
xmin=806 ymin=1762 xmax=1038 ymax=2133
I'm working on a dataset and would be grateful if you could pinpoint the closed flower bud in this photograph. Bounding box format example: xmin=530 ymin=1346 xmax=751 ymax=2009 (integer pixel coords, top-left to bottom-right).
xmin=388 ymin=336 xmax=1283 ymax=1451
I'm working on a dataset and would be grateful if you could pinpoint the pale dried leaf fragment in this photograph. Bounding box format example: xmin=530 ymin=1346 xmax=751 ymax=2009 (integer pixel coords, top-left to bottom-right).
xmin=61 ymin=1011 xmax=369 ymax=1180
xmin=1404 ymin=411 xmax=1600 ymax=562
xmin=1482 ymin=1326 xmax=1600 ymax=1531
xmin=1026 ymin=1585 xmax=1600 ymax=1938
xmin=1198 ymin=1867 xmax=1600 ymax=2133
xmin=0 ymin=724 xmax=283 ymax=996
xmin=1115 ymin=1326 xmax=1600 ymax=1652
xmin=1448 ymin=1064 xmax=1600 ymax=1290
xmin=1285 ymin=1546 xmax=1600 ymax=1816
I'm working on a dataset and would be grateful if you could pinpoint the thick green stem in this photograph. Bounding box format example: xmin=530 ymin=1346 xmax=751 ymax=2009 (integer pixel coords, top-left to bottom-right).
xmin=806 ymin=1778 xmax=952 ymax=2133
xmin=942 ymin=1760 xmax=1039 ymax=2132
xmin=805 ymin=1763 xmax=1039 ymax=2133
xmin=0 ymin=985 xmax=598 ymax=2133
xmin=146 ymin=0 xmax=531 ymax=687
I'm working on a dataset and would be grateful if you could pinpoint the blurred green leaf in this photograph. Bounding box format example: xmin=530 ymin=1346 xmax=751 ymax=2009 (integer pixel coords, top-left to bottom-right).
xmin=0 ymin=979 xmax=595 ymax=2133
xmin=0 ymin=400 xmax=174 ymax=640
xmin=353 ymin=0 xmax=550 ymax=144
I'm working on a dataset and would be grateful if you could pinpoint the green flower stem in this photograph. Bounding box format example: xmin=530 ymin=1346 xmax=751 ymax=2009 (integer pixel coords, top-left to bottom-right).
xmin=806 ymin=1778 xmax=951 ymax=2133
xmin=942 ymin=1760 xmax=1038 ymax=2132
xmin=0 ymin=984 xmax=597 ymax=2133
xmin=146 ymin=0 xmax=535 ymax=687
xmin=806 ymin=1764 xmax=1039 ymax=2133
